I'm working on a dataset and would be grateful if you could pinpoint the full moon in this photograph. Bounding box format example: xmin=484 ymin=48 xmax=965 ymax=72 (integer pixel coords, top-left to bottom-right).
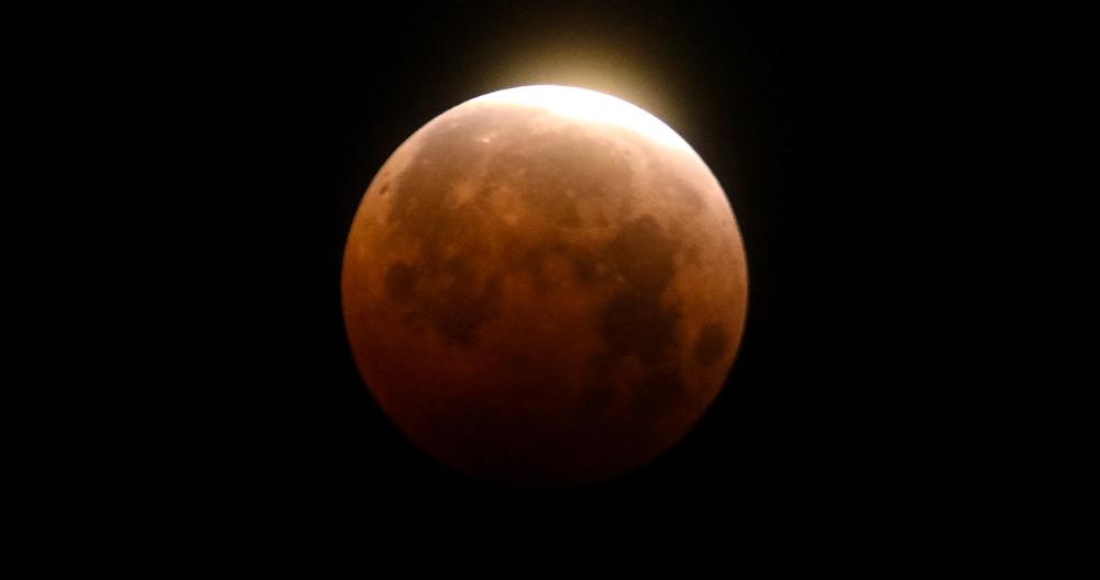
xmin=342 ymin=85 xmax=748 ymax=487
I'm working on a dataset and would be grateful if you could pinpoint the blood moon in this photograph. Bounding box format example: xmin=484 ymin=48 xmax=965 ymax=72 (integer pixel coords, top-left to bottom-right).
xmin=342 ymin=86 xmax=748 ymax=487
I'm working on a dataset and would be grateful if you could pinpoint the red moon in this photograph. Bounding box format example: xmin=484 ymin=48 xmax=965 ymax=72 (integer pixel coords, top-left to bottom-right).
xmin=342 ymin=86 xmax=748 ymax=487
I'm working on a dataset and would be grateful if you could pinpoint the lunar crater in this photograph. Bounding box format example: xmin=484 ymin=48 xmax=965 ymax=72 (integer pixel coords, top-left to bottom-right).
xmin=693 ymin=323 xmax=731 ymax=367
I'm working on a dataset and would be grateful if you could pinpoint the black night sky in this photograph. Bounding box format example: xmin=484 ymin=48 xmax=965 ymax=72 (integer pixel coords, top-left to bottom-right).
xmin=153 ymin=1 xmax=950 ymax=534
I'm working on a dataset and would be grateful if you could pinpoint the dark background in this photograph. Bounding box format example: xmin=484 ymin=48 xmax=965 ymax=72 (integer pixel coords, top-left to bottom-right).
xmin=150 ymin=2 xmax=949 ymax=533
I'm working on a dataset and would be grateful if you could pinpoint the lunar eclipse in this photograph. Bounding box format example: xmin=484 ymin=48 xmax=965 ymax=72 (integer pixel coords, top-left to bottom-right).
xmin=342 ymin=86 xmax=748 ymax=487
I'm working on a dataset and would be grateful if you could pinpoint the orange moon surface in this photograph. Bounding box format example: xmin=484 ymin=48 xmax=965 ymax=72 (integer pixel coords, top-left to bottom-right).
xmin=342 ymin=86 xmax=748 ymax=487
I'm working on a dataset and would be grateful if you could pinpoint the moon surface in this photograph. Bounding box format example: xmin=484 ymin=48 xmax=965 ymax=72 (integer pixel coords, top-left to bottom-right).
xmin=342 ymin=85 xmax=748 ymax=487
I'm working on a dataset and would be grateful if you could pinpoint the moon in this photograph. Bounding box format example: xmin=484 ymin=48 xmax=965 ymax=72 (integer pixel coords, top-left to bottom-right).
xmin=342 ymin=85 xmax=748 ymax=487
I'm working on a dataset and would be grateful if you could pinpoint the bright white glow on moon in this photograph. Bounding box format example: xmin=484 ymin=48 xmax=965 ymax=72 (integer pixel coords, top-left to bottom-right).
xmin=471 ymin=85 xmax=692 ymax=153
